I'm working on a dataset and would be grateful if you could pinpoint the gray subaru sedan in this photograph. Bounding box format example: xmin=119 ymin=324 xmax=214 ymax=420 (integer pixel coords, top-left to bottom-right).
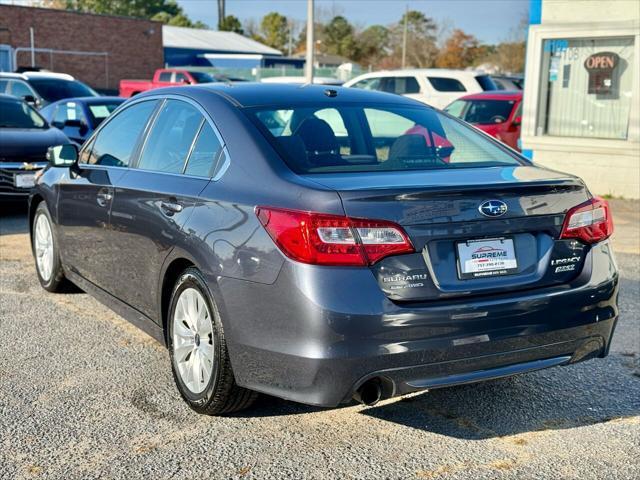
xmin=30 ymin=84 xmax=618 ymax=415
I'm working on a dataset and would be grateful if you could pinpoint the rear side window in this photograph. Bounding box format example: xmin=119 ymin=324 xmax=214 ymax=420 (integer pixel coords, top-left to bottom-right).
xmin=184 ymin=122 xmax=223 ymax=177
xmin=252 ymin=103 xmax=523 ymax=174
xmin=138 ymin=100 xmax=203 ymax=174
xmin=158 ymin=72 xmax=172 ymax=82
xmin=381 ymin=77 xmax=420 ymax=95
xmin=475 ymin=74 xmax=498 ymax=91
xmin=87 ymin=100 xmax=157 ymax=167
xmin=427 ymin=77 xmax=466 ymax=92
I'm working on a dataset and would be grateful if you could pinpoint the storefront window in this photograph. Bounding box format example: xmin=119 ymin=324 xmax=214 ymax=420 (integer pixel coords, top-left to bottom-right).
xmin=537 ymin=36 xmax=635 ymax=140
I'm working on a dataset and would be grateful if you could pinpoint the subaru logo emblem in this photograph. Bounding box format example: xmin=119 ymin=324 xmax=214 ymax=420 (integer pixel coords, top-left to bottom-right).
xmin=479 ymin=200 xmax=508 ymax=217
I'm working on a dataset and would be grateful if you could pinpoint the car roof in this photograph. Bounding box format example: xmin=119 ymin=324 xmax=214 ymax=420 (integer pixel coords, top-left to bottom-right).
xmin=22 ymin=71 xmax=75 ymax=81
xmin=347 ymin=69 xmax=486 ymax=80
xmin=146 ymin=82 xmax=425 ymax=108
xmin=47 ymin=96 xmax=123 ymax=105
xmin=456 ymin=90 xmax=523 ymax=101
xmin=0 ymin=72 xmax=29 ymax=80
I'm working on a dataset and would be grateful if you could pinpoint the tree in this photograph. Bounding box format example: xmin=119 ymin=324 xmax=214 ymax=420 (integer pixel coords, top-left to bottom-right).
xmin=354 ymin=25 xmax=390 ymax=67
xmin=258 ymin=12 xmax=290 ymax=51
xmin=436 ymin=29 xmax=482 ymax=68
xmin=323 ymin=16 xmax=357 ymax=59
xmin=50 ymin=0 xmax=207 ymax=28
xmin=219 ymin=15 xmax=244 ymax=34
xmin=394 ymin=11 xmax=438 ymax=68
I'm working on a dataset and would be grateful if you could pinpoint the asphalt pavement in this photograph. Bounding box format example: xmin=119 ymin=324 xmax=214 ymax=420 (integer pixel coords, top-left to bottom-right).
xmin=0 ymin=201 xmax=638 ymax=480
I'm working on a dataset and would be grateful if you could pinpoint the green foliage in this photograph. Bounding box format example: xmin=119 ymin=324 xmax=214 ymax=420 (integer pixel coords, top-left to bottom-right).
xmin=219 ymin=15 xmax=244 ymax=34
xmin=60 ymin=0 xmax=206 ymax=28
xmin=354 ymin=25 xmax=389 ymax=66
xmin=322 ymin=16 xmax=357 ymax=58
xmin=258 ymin=12 xmax=289 ymax=51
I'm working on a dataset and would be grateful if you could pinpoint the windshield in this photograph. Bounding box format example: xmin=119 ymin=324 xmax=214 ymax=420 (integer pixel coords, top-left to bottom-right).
xmin=188 ymin=71 xmax=217 ymax=83
xmin=86 ymin=101 xmax=123 ymax=127
xmin=251 ymin=103 xmax=523 ymax=174
xmin=444 ymin=99 xmax=516 ymax=125
xmin=29 ymin=78 xmax=98 ymax=102
xmin=0 ymin=98 xmax=47 ymax=129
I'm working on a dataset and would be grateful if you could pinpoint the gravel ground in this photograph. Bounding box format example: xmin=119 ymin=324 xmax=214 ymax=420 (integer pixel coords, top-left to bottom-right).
xmin=0 ymin=202 xmax=638 ymax=480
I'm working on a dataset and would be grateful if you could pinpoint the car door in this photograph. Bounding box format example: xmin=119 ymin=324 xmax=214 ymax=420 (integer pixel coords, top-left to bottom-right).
xmin=108 ymin=98 xmax=224 ymax=319
xmin=56 ymin=99 xmax=159 ymax=289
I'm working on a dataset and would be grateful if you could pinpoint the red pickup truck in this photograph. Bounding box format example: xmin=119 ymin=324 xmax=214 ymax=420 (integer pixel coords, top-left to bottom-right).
xmin=119 ymin=69 xmax=224 ymax=97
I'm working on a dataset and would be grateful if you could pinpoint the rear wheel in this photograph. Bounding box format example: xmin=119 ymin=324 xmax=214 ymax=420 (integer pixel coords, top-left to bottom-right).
xmin=32 ymin=202 xmax=67 ymax=292
xmin=167 ymin=267 xmax=257 ymax=415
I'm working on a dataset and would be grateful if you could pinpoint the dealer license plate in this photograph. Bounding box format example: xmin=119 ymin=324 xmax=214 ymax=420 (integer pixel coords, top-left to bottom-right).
xmin=15 ymin=173 xmax=36 ymax=189
xmin=457 ymin=237 xmax=518 ymax=279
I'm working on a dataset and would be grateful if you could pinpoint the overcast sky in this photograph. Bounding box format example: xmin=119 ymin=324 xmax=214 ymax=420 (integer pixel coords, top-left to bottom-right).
xmin=177 ymin=0 xmax=530 ymax=44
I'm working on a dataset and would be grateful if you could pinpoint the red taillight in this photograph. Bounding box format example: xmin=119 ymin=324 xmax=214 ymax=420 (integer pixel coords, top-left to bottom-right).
xmin=560 ymin=196 xmax=614 ymax=244
xmin=255 ymin=206 xmax=414 ymax=266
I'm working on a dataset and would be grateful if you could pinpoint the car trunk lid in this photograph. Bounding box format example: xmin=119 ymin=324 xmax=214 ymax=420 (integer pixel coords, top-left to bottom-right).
xmin=303 ymin=165 xmax=591 ymax=301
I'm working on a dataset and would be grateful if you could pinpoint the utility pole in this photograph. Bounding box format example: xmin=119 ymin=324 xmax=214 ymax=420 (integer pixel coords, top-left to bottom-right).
xmin=217 ymin=0 xmax=226 ymax=29
xmin=287 ymin=19 xmax=293 ymax=57
xmin=305 ymin=0 xmax=314 ymax=83
xmin=401 ymin=4 xmax=408 ymax=69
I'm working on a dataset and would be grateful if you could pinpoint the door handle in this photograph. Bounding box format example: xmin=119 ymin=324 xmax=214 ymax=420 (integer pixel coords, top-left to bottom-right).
xmin=96 ymin=188 xmax=113 ymax=207
xmin=160 ymin=201 xmax=183 ymax=216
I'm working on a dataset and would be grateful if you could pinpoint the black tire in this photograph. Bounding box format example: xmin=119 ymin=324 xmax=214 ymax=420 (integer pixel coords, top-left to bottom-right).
xmin=32 ymin=201 xmax=68 ymax=292
xmin=167 ymin=267 xmax=257 ymax=415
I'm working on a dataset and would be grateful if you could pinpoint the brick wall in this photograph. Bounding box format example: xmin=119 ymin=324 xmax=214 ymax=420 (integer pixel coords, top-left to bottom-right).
xmin=0 ymin=5 xmax=164 ymax=90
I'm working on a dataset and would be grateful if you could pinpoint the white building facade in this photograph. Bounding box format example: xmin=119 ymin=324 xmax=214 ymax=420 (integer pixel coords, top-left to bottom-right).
xmin=522 ymin=0 xmax=639 ymax=198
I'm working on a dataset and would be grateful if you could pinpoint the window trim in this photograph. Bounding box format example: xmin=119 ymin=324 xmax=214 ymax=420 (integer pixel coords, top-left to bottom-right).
xmin=79 ymin=93 xmax=228 ymax=180
xmin=78 ymin=98 xmax=160 ymax=169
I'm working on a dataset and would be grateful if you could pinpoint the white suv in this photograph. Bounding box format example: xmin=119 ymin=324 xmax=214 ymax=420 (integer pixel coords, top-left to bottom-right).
xmin=343 ymin=69 xmax=497 ymax=109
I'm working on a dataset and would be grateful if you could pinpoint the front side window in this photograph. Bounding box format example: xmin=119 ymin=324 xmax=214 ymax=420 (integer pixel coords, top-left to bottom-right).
xmin=445 ymin=99 xmax=516 ymax=125
xmin=351 ymin=77 xmax=382 ymax=91
xmin=427 ymin=77 xmax=466 ymax=92
xmin=251 ymin=103 xmax=523 ymax=174
xmin=184 ymin=123 xmax=223 ymax=177
xmin=158 ymin=72 xmax=172 ymax=82
xmin=138 ymin=100 xmax=203 ymax=174
xmin=9 ymin=80 xmax=35 ymax=98
xmin=87 ymin=100 xmax=157 ymax=167
xmin=537 ymin=36 xmax=635 ymax=140
xmin=0 ymin=97 xmax=46 ymax=129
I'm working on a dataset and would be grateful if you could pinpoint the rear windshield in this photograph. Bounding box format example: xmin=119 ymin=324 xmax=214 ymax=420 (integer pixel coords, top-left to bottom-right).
xmin=29 ymin=78 xmax=98 ymax=102
xmin=0 ymin=98 xmax=46 ymax=129
xmin=444 ymin=99 xmax=516 ymax=125
xmin=250 ymin=103 xmax=523 ymax=174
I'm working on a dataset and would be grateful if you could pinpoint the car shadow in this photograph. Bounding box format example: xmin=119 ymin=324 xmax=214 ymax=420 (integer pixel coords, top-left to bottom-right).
xmin=0 ymin=201 xmax=29 ymax=235
xmin=230 ymin=355 xmax=639 ymax=439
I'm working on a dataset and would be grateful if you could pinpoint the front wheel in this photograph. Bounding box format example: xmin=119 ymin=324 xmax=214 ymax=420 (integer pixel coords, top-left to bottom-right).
xmin=167 ymin=267 xmax=257 ymax=415
xmin=32 ymin=202 xmax=67 ymax=292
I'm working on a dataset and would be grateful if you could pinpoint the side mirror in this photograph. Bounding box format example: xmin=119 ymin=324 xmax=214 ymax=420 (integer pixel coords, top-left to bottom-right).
xmin=511 ymin=116 xmax=522 ymax=127
xmin=46 ymin=144 xmax=78 ymax=167
xmin=23 ymin=94 xmax=39 ymax=107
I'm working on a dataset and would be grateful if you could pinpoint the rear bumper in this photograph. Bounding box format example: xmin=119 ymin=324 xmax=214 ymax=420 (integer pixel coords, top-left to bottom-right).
xmin=215 ymin=241 xmax=619 ymax=407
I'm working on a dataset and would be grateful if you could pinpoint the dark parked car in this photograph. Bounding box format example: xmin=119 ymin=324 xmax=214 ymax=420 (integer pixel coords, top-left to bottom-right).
xmin=0 ymin=72 xmax=98 ymax=108
xmin=39 ymin=97 xmax=125 ymax=145
xmin=30 ymin=84 xmax=618 ymax=415
xmin=0 ymin=94 xmax=69 ymax=200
